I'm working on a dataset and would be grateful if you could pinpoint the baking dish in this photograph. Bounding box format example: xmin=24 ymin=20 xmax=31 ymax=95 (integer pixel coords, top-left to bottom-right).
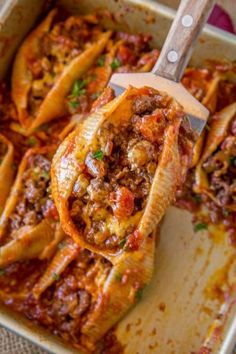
xmin=0 ymin=0 xmax=236 ymax=353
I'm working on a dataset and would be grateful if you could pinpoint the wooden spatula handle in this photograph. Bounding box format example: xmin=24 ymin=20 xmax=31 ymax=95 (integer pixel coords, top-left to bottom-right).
xmin=152 ymin=0 xmax=215 ymax=82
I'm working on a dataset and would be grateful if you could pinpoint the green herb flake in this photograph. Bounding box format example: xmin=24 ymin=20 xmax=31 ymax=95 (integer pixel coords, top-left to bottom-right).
xmin=40 ymin=123 xmax=50 ymax=133
xmin=135 ymin=288 xmax=144 ymax=302
xmin=32 ymin=166 xmax=40 ymax=178
xmin=0 ymin=269 xmax=6 ymax=276
xmin=92 ymin=150 xmax=104 ymax=160
xmin=69 ymin=101 xmax=80 ymax=110
xmin=119 ymin=238 xmax=126 ymax=248
xmin=97 ymin=55 xmax=105 ymax=67
xmin=229 ymin=156 xmax=236 ymax=166
xmin=57 ymin=240 xmax=67 ymax=250
xmin=193 ymin=194 xmax=201 ymax=203
xmin=205 ymin=123 xmax=211 ymax=131
xmin=52 ymin=272 xmax=60 ymax=281
xmin=71 ymin=80 xmax=87 ymax=97
xmin=223 ymin=209 xmax=230 ymax=217
xmin=91 ymin=92 xmax=101 ymax=100
xmin=115 ymin=273 xmax=122 ymax=282
xmin=40 ymin=170 xmax=49 ymax=180
xmin=110 ymin=58 xmax=121 ymax=70
xmin=194 ymin=222 xmax=208 ymax=232
xmin=28 ymin=136 xmax=37 ymax=147
xmin=87 ymin=74 xmax=97 ymax=83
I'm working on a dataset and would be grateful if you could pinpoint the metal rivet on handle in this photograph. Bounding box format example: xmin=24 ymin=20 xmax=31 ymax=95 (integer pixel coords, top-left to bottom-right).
xmin=181 ymin=14 xmax=193 ymax=27
xmin=167 ymin=50 xmax=178 ymax=63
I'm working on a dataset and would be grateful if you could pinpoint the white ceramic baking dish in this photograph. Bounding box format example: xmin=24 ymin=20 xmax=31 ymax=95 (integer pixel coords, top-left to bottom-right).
xmin=0 ymin=1 xmax=236 ymax=353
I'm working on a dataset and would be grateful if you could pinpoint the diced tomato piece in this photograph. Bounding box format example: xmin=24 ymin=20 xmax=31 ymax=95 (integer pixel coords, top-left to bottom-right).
xmin=136 ymin=111 xmax=165 ymax=143
xmin=44 ymin=201 xmax=59 ymax=220
xmin=137 ymin=49 xmax=159 ymax=67
xmin=110 ymin=186 xmax=134 ymax=219
xmin=117 ymin=45 xmax=136 ymax=65
xmin=126 ymin=230 xmax=142 ymax=251
xmin=91 ymin=87 xmax=115 ymax=112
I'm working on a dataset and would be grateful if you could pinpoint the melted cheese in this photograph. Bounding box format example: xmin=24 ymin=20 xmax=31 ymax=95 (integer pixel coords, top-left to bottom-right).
xmin=106 ymin=211 xmax=143 ymax=239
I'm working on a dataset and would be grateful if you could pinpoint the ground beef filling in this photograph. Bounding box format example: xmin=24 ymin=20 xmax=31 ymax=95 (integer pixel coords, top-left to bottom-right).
xmin=0 ymin=249 xmax=112 ymax=347
xmin=4 ymin=154 xmax=58 ymax=241
xmin=69 ymin=92 xmax=179 ymax=251
xmin=202 ymin=115 xmax=236 ymax=209
xmin=114 ymin=32 xmax=159 ymax=73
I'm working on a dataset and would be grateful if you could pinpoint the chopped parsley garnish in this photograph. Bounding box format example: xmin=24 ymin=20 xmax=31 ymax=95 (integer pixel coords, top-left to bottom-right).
xmin=0 ymin=269 xmax=6 ymax=276
xmin=57 ymin=240 xmax=67 ymax=250
xmin=52 ymin=272 xmax=60 ymax=281
xmin=223 ymin=209 xmax=230 ymax=217
xmin=115 ymin=273 xmax=122 ymax=282
xmin=110 ymin=58 xmax=121 ymax=70
xmin=229 ymin=156 xmax=236 ymax=166
xmin=91 ymin=92 xmax=101 ymax=100
xmin=71 ymin=79 xmax=87 ymax=97
xmin=28 ymin=136 xmax=37 ymax=147
xmin=97 ymin=55 xmax=105 ymax=67
xmin=40 ymin=123 xmax=50 ymax=133
xmin=92 ymin=150 xmax=104 ymax=160
xmin=85 ymin=75 xmax=96 ymax=84
xmin=205 ymin=123 xmax=211 ymax=131
xmin=90 ymin=74 xmax=97 ymax=81
xmin=119 ymin=239 xmax=126 ymax=248
xmin=40 ymin=170 xmax=49 ymax=179
xmin=193 ymin=194 xmax=201 ymax=203
xmin=135 ymin=288 xmax=143 ymax=302
xmin=69 ymin=101 xmax=80 ymax=110
xmin=33 ymin=166 xmax=40 ymax=178
xmin=194 ymin=222 xmax=208 ymax=232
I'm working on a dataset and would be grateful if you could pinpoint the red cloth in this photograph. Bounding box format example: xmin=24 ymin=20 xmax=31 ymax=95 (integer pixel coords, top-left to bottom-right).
xmin=208 ymin=4 xmax=235 ymax=34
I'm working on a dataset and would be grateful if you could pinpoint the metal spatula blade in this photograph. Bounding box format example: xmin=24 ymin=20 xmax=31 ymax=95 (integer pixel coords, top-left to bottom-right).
xmin=109 ymin=0 xmax=216 ymax=136
xmin=110 ymin=73 xmax=209 ymax=135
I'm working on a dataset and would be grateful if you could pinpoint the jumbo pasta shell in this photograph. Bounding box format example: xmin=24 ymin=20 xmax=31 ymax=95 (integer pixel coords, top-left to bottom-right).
xmin=0 ymin=146 xmax=65 ymax=265
xmin=182 ymin=68 xmax=222 ymax=167
xmin=0 ymin=134 xmax=14 ymax=214
xmin=52 ymin=86 xmax=192 ymax=260
xmin=11 ymin=9 xmax=57 ymax=128
xmin=81 ymin=231 xmax=156 ymax=343
xmin=33 ymin=237 xmax=80 ymax=299
xmin=195 ymin=102 xmax=236 ymax=208
xmin=0 ymin=220 xmax=55 ymax=267
xmin=200 ymin=102 xmax=236 ymax=163
xmin=11 ymin=8 xmax=112 ymax=132
xmin=27 ymin=31 xmax=112 ymax=133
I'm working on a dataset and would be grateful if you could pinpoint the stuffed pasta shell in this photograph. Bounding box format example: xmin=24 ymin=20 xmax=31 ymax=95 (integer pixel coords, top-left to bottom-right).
xmin=0 ymin=146 xmax=64 ymax=266
xmin=12 ymin=9 xmax=111 ymax=133
xmin=195 ymin=102 xmax=236 ymax=212
xmin=52 ymin=86 xmax=194 ymax=258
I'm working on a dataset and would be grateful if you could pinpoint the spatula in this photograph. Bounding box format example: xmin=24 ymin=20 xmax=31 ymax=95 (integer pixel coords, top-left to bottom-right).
xmin=109 ymin=0 xmax=215 ymax=135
